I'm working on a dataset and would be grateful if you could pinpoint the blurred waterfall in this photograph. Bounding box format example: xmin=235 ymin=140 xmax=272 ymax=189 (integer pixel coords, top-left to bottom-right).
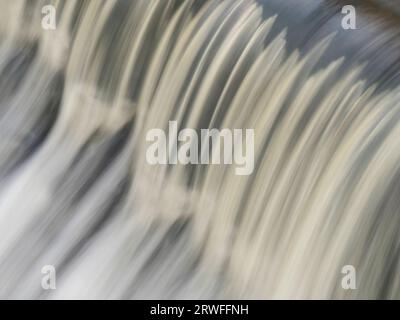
xmin=0 ymin=0 xmax=400 ymax=299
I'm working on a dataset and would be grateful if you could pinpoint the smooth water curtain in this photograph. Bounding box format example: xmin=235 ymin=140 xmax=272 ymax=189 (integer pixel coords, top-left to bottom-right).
xmin=0 ymin=0 xmax=400 ymax=299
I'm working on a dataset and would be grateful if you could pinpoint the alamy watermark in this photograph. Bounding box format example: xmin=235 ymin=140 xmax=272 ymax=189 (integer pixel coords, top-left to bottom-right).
xmin=41 ymin=5 xmax=56 ymax=30
xmin=341 ymin=5 xmax=356 ymax=30
xmin=341 ymin=265 xmax=356 ymax=290
xmin=145 ymin=121 xmax=254 ymax=176
xmin=41 ymin=265 xmax=56 ymax=290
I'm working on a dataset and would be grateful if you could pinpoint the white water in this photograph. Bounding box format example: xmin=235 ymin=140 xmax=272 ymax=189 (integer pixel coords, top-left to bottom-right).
xmin=0 ymin=0 xmax=400 ymax=299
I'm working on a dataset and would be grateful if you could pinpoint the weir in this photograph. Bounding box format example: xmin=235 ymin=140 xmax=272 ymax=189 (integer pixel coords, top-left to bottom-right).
xmin=0 ymin=0 xmax=399 ymax=299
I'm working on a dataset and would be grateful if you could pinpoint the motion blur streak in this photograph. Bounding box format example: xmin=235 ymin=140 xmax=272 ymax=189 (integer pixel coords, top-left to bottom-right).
xmin=0 ymin=0 xmax=400 ymax=299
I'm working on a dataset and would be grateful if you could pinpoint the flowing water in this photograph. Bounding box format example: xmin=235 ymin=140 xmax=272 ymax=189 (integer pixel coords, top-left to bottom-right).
xmin=0 ymin=0 xmax=400 ymax=299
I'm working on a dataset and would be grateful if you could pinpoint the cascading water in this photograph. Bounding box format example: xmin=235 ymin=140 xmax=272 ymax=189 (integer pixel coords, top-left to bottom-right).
xmin=0 ymin=0 xmax=400 ymax=299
